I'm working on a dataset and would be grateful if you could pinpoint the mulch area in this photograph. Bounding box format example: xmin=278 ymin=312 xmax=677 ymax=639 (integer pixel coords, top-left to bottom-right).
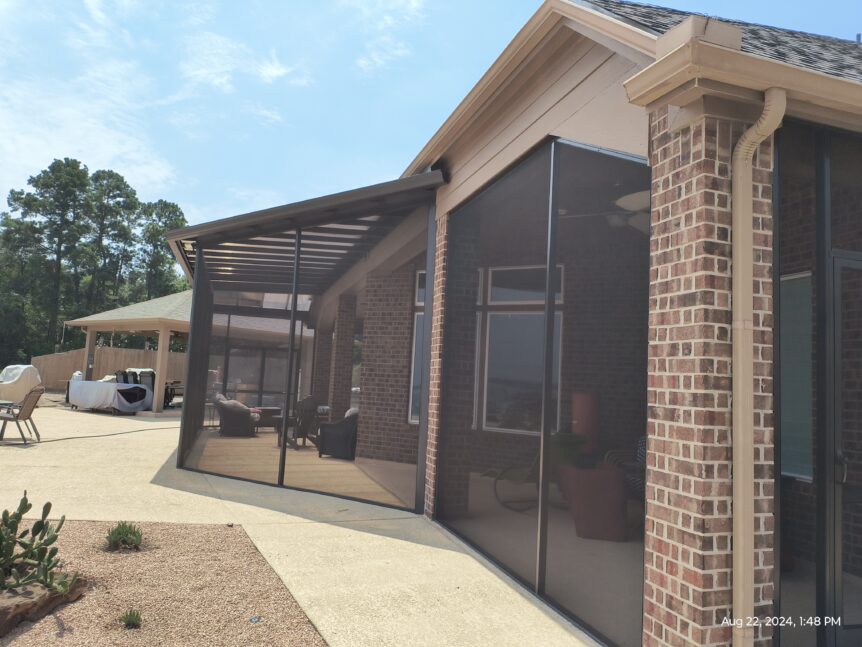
xmin=1 ymin=521 xmax=327 ymax=647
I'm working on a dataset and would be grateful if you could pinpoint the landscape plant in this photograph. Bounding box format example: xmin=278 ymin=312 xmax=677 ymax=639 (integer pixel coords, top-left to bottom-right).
xmin=121 ymin=608 xmax=142 ymax=629
xmin=106 ymin=521 xmax=142 ymax=551
xmin=0 ymin=492 xmax=76 ymax=594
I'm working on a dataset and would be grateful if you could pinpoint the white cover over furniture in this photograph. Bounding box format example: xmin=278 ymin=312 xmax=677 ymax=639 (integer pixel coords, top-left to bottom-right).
xmin=68 ymin=381 xmax=153 ymax=412
xmin=0 ymin=365 xmax=42 ymax=403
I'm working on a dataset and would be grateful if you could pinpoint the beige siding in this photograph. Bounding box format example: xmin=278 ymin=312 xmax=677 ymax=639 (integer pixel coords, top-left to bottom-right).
xmin=436 ymin=31 xmax=648 ymax=217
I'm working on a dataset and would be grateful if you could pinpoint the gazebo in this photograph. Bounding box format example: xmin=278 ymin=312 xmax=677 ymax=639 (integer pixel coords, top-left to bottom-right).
xmin=65 ymin=291 xmax=192 ymax=412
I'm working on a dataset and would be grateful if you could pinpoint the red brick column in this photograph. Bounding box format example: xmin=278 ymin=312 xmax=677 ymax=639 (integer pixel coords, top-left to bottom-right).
xmin=424 ymin=212 xmax=448 ymax=516
xmin=328 ymin=293 xmax=356 ymax=421
xmin=311 ymin=328 xmax=332 ymax=404
xmin=644 ymin=107 xmax=774 ymax=646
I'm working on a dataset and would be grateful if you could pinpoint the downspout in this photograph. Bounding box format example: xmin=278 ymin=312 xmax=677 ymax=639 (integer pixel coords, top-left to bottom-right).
xmin=731 ymin=86 xmax=786 ymax=647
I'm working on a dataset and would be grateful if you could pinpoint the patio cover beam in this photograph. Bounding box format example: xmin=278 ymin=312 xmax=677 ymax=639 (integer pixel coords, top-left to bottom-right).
xmin=167 ymin=170 xmax=445 ymax=294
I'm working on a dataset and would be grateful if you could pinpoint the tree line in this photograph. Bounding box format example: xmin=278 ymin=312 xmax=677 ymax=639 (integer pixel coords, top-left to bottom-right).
xmin=0 ymin=158 xmax=188 ymax=367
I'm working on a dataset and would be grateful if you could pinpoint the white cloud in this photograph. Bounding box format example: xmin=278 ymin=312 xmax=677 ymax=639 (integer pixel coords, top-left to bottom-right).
xmin=180 ymin=32 xmax=305 ymax=92
xmin=256 ymin=49 xmax=290 ymax=84
xmin=341 ymin=0 xmax=424 ymax=30
xmin=342 ymin=0 xmax=425 ymax=73
xmin=245 ymin=103 xmax=283 ymax=125
xmin=0 ymin=60 xmax=174 ymax=201
xmin=182 ymin=1 xmax=215 ymax=27
xmin=180 ymin=31 xmax=248 ymax=92
xmin=356 ymin=35 xmax=410 ymax=73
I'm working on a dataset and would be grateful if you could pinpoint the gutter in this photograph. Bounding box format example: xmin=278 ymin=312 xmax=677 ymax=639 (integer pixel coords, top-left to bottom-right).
xmin=730 ymin=86 xmax=786 ymax=647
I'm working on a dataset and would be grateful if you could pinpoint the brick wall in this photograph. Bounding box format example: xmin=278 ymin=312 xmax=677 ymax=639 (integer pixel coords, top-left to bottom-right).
xmin=357 ymin=256 xmax=424 ymax=464
xmin=311 ymin=328 xmax=332 ymax=404
xmin=644 ymin=107 xmax=775 ymax=646
xmin=328 ymin=293 xmax=356 ymax=421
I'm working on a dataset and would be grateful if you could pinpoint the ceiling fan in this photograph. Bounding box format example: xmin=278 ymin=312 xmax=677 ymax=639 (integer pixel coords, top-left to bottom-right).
xmin=557 ymin=189 xmax=650 ymax=234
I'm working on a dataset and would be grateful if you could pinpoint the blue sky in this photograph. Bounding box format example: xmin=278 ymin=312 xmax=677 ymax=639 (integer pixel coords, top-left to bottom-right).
xmin=1 ymin=0 xmax=859 ymax=225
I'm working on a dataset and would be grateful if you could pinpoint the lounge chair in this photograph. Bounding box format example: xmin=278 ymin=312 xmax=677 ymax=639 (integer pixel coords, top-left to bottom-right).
xmin=0 ymin=386 xmax=45 ymax=445
xmin=315 ymin=408 xmax=359 ymax=460
xmin=214 ymin=393 xmax=257 ymax=437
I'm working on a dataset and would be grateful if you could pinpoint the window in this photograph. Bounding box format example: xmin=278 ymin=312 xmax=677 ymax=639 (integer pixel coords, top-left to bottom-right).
xmin=415 ymin=271 xmax=426 ymax=306
xmin=483 ymin=311 xmax=561 ymax=433
xmin=408 ymin=270 xmax=426 ymax=424
xmin=779 ymin=273 xmax=813 ymax=479
xmin=488 ymin=266 xmax=562 ymax=304
xmin=476 ymin=265 xmax=563 ymax=434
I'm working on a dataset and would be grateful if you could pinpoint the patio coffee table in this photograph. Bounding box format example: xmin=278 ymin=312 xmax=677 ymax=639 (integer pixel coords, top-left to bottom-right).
xmin=254 ymin=407 xmax=282 ymax=430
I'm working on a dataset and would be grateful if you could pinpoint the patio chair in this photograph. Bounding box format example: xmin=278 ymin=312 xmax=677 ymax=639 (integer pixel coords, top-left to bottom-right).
xmin=214 ymin=393 xmax=257 ymax=437
xmin=315 ymin=408 xmax=359 ymax=460
xmin=0 ymin=386 xmax=45 ymax=445
xmin=115 ymin=370 xmax=129 ymax=384
xmin=295 ymin=395 xmax=320 ymax=447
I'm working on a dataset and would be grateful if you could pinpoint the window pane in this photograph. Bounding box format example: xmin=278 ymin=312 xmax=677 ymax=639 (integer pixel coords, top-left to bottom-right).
xmin=484 ymin=312 xmax=560 ymax=432
xmin=409 ymin=312 xmax=425 ymax=423
xmin=779 ymin=275 xmax=813 ymax=479
xmin=263 ymin=350 xmax=288 ymax=392
xmin=489 ymin=266 xmax=561 ymax=303
xmin=416 ymin=272 xmax=426 ymax=305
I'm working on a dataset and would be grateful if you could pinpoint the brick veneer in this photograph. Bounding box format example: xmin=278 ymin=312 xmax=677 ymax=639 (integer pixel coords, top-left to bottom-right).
xmin=644 ymin=107 xmax=775 ymax=646
xmin=424 ymin=212 xmax=448 ymax=516
xmin=311 ymin=327 xmax=332 ymax=405
xmin=328 ymin=293 xmax=356 ymax=421
xmin=357 ymin=257 xmax=424 ymax=464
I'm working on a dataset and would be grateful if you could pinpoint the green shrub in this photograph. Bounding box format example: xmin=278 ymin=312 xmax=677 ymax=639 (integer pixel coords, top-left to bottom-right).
xmin=121 ymin=608 xmax=142 ymax=629
xmin=1 ymin=492 xmax=76 ymax=594
xmin=106 ymin=522 xmax=142 ymax=551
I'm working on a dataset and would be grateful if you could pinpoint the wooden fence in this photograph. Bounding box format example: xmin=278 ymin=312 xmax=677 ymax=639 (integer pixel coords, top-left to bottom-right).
xmin=31 ymin=347 xmax=187 ymax=391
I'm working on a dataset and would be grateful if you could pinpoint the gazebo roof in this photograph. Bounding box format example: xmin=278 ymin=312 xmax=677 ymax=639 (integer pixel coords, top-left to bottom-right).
xmin=66 ymin=291 xmax=193 ymax=332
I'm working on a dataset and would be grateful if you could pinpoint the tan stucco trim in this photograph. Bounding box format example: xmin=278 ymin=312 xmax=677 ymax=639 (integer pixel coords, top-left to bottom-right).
xmin=625 ymin=39 xmax=862 ymax=132
xmin=65 ymin=318 xmax=189 ymax=334
xmin=402 ymin=0 xmax=656 ymax=178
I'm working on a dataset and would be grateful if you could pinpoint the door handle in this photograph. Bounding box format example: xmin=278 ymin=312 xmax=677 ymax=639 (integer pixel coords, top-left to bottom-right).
xmin=837 ymin=451 xmax=849 ymax=485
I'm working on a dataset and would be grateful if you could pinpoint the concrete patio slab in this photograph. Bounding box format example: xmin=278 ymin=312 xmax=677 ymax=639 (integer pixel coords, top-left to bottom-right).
xmin=0 ymin=405 xmax=595 ymax=647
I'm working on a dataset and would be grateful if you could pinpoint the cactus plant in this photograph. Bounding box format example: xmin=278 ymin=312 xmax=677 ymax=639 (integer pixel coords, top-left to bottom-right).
xmin=0 ymin=492 xmax=76 ymax=593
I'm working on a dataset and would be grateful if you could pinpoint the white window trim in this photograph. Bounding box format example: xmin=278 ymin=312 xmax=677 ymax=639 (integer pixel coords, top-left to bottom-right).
xmin=487 ymin=264 xmax=564 ymax=305
xmin=481 ymin=310 xmax=563 ymax=436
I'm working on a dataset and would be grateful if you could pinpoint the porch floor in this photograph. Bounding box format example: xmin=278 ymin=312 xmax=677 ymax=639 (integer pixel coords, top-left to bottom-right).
xmin=186 ymin=428 xmax=415 ymax=508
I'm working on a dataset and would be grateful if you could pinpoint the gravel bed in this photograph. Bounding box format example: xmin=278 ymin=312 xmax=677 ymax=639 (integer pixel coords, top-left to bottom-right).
xmin=1 ymin=521 xmax=326 ymax=647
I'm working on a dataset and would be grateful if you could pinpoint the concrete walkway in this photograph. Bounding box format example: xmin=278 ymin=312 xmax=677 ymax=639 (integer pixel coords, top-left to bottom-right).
xmin=1 ymin=406 xmax=594 ymax=647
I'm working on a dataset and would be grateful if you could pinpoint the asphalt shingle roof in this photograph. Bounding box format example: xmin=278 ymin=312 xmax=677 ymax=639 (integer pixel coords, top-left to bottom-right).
xmin=581 ymin=0 xmax=862 ymax=83
xmin=68 ymin=290 xmax=193 ymax=325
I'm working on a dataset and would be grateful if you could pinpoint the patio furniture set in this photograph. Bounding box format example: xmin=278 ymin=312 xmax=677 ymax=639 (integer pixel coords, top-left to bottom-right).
xmin=212 ymin=392 xmax=359 ymax=461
